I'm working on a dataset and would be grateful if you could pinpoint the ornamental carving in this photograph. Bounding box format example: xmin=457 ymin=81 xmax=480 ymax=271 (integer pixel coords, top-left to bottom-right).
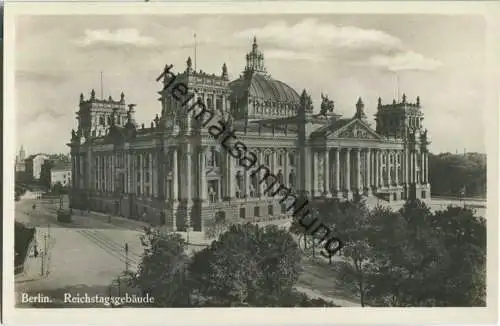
xmin=337 ymin=123 xmax=373 ymax=139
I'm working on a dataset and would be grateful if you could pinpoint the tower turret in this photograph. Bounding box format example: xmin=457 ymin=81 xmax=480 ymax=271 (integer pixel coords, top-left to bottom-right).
xmin=244 ymin=36 xmax=266 ymax=74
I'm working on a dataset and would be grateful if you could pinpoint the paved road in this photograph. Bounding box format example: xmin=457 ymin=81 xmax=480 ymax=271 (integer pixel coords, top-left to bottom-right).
xmin=15 ymin=199 xmax=145 ymax=307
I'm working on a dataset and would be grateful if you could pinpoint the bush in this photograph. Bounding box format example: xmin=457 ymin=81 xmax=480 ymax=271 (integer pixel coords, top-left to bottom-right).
xmin=15 ymin=221 xmax=36 ymax=274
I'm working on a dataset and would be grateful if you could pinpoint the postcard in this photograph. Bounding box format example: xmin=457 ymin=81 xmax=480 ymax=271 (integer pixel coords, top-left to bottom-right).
xmin=3 ymin=1 xmax=498 ymax=325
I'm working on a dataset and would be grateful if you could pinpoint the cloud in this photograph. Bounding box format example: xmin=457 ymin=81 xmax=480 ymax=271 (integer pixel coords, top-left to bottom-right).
xmin=264 ymin=49 xmax=325 ymax=61
xmin=368 ymin=51 xmax=443 ymax=72
xmin=235 ymin=19 xmax=442 ymax=72
xmin=73 ymin=28 xmax=157 ymax=48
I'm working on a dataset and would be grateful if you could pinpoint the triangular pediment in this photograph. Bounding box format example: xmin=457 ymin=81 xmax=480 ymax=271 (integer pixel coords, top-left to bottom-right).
xmin=326 ymin=119 xmax=382 ymax=140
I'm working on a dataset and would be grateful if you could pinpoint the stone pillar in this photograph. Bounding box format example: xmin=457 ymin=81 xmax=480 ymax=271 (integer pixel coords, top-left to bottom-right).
xmin=356 ymin=149 xmax=362 ymax=193
xmin=172 ymin=148 xmax=179 ymax=201
xmin=185 ymin=145 xmax=193 ymax=204
xmin=335 ymin=148 xmax=341 ymax=197
xmin=323 ymin=149 xmax=331 ymax=197
xmin=312 ymin=150 xmax=319 ymax=196
xmin=421 ymin=152 xmax=425 ymax=184
xmin=284 ymin=150 xmax=289 ymax=186
xmin=387 ymin=151 xmax=392 ymax=187
xmin=259 ymin=150 xmax=266 ymax=198
xmin=378 ymin=150 xmax=383 ymax=188
xmin=149 ymin=152 xmax=153 ymax=197
xmin=410 ymin=151 xmax=414 ymax=184
xmin=226 ymin=151 xmax=235 ymax=199
xmin=199 ymin=147 xmax=207 ymax=203
xmin=366 ymin=149 xmax=371 ymax=194
xmin=345 ymin=148 xmax=351 ymax=195
xmin=244 ymin=169 xmax=249 ymax=198
xmin=395 ymin=151 xmax=400 ymax=186
xmin=425 ymin=152 xmax=429 ymax=184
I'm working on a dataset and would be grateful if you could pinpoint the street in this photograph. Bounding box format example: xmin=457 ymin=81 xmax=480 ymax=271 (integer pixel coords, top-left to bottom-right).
xmin=15 ymin=198 xmax=145 ymax=307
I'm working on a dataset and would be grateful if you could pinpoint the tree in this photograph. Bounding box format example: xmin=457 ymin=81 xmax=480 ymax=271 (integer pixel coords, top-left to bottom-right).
xmin=204 ymin=213 xmax=228 ymax=240
xmin=189 ymin=223 xmax=302 ymax=307
xmin=333 ymin=199 xmax=373 ymax=307
xmin=430 ymin=206 xmax=486 ymax=306
xmin=429 ymin=152 xmax=486 ymax=197
xmin=365 ymin=200 xmax=486 ymax=307
xmin=128 ymin=229 xmax=191 ymax=307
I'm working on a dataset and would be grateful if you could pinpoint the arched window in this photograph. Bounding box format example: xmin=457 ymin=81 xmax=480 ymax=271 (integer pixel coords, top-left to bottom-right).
xmin=289 ymin=153 xmax=295 ymax=166
xmin=99 ymin=116 xmax=105 ymax=126
xmin=278 ymin=153 xmax=283 ymax=166
xmin=277 ymin=170 xmax=284 ymax=184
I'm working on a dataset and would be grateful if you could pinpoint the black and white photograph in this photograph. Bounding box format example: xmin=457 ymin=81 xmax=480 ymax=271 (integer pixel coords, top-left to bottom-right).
xmin=4 ymin=1 xmax=498 ymax=325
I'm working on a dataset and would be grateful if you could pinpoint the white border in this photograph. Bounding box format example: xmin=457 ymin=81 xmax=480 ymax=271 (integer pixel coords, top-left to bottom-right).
xmin=3 ymin=2 xmax=499 ymax=325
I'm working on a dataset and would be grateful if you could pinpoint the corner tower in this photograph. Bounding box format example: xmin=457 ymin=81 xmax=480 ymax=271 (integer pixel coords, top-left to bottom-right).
xmin=76 ymin=89 xmax=128 ymax=139
xmin=375 ymin=94 xmax=430 ymax=201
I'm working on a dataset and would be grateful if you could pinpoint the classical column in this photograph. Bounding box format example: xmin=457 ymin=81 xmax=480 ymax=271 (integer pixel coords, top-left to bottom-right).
xmin=387 ymin=151 xmax=392 ymax=187
xmin=226 ymin=151 xmax=235 ymax=199
xmin=312 ymin=150 xmax=319 ymax=196
xmin=395 ymin=151 xmax=400 ymax=186
xmin=356 ymin=148 xmax=362 ymax=193
xmin=345 ymin=148 xmax=351 ymax=194
xmin=244 ymin=169 xmax=249 ymax=199
xmin=323 ymin=149 xmax=331 ymax=196
xmin=335 ymin=148 xmax=341 ymax=196
xmin=366 ymin=149 xmax=371 ymax=194
xmin=259 ymin=150 xmax=266 ymax=198
xmin=199 ymin=147 xmax=207 ymax=203
xmin=425 ymin=152 xmax=429 ymax=184
xmin=172 ymin=148 xmax=179 ymax=201
xmin=421 ymin=152 xmax=426 ymax=184
xmin=410 ymin=151 xmax=415 ymax=184
xmin=148 ymin=152 xmax=153 ymax=197
xmin=284 ymin=149 xmax=289 ymax=186
xmin=378 ymin=150 xmax=383 ymax=188
xmin=186 ymin=145 xmax=193 ymax=203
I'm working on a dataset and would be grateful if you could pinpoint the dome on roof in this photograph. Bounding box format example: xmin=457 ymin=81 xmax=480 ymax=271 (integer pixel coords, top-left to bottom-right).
xmin=230 ymin=73 xmax=300 ymax=104
xmin=228 ymin=37 xmax=300 ymax=120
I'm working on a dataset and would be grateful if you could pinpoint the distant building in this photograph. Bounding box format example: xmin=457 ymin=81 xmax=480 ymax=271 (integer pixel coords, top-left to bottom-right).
xmin=25 ymin=154 xmax=49 ymax=180
xmin=15 ymin=146 xmax=26 ymax=172
xmin=41 ymin=160 xmax=72 ymax=188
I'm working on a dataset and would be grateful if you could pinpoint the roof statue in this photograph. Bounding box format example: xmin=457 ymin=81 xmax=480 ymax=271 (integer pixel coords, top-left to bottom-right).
xmin=320 ymin=93 xmax=335 ymax=115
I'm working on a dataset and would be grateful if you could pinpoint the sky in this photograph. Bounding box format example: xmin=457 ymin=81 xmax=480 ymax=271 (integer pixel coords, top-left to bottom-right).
xmin=15 ymin=14 xmax=487 ymax=155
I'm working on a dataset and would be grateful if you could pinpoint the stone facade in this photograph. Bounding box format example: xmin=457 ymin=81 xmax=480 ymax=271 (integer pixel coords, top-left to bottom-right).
xmin=68 ymin=38 xmax=431 ymax=231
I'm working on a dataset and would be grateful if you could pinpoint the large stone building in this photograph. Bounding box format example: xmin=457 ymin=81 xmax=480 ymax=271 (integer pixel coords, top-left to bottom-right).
xmin=68 ymin=37 xmax=431 ymax=231
xmin=25 ymin=153 xmax=49 ymax=180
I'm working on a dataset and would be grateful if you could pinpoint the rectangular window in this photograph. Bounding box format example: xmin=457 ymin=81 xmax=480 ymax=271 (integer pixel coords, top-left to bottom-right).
xmin=239 ymin=208 xmax=246 ymax=219
xmin=278 ymin=154 xmax=283 ymax=166
xmin=254 ymin=206 xmax=260 ymax=217
xmin=137 ymin=186 xmax=141 ymax=195
xmin=421 ymin=191 xmax=426 ymax=199
xmin=137 ymin=173 xmax=141 ymax=182
xmin=146 ymin=186 xmax=150 ymax=197
xmin=268 ymin=205 xmax=274 ymax=216
xmin=146 ymin=172 xmax=150 ymax=183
